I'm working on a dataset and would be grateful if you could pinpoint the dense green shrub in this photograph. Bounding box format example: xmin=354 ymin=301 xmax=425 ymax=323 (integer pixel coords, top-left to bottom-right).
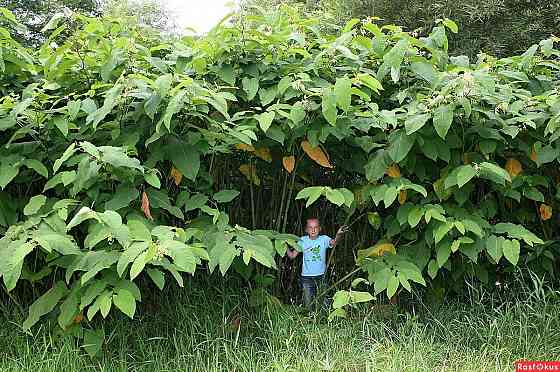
xmin=0 ymin=5 xmax=559 ymax=347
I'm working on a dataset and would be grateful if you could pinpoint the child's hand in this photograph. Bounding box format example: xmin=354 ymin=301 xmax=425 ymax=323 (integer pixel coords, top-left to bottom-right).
xmin=336 ymin=225 xmax=349 ymax=236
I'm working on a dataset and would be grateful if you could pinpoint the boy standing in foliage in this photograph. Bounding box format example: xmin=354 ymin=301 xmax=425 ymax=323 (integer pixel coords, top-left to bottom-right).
xmin=287 ymin=218 xmax=347 ymax=310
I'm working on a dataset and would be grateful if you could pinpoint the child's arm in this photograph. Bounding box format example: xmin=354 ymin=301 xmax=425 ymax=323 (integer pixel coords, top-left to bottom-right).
xmin=287 ymin=248 xmax=299 ymax=259
xmin=329 ymin=225 xmax=349 ymax=247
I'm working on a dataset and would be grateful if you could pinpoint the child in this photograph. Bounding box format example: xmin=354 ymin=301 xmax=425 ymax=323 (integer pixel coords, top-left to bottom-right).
xmin=287 ymin=218 xmax=348 ymax=310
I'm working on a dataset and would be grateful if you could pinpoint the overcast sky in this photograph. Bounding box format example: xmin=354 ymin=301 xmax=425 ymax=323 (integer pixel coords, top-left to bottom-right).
xmin=163 ymin=0 xmax=237 ymax=33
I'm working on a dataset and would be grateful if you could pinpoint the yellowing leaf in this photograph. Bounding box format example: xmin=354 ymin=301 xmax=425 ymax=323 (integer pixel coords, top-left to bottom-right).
xmin=282 ymin=156 xmax=295 ymax=173
xmin=370 ymin=242 xmax=396 ymax=257
xmin=462 ymin=153 xmax=470 ymax=165
xmin=539 ymin=204 xmax=552 ymax=221
xmin=386 ymin=164 xmax=401 ymax=178
xmin=301 ymin=141 xmax=333 ymax=168
xmin=235 ymin=143 xmax=255 ymax=152
xmin=170 ymin=166 xmax=183 ymax=186
xmin=505 ymin=158 xmax=522 ymax=178
xmin=239 ymin=164 xmax=260 ymax=186
xmin=398 ymin=190 xmax=407 ymax=205
xmin=254 ymin=146 xmax=272 ymax=162
xmin=530 ymin=145 xmax=537 ymax=162
xmin=141 ymin=191 xmax=153 ymax=221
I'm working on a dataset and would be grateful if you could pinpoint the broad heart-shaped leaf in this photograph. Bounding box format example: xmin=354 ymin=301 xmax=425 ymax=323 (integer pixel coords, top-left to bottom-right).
xmin=349 ymin=291 xmax=375 ymax=303
xmin=357 ymin=73 xmax=383 ymax=93
xmin=53 ymin=143 xmax=76 ymax=173
xmin=409 ymin=61 xmax=438 ymax=84
xmin=436 ymin=240 xmax=451 ymax=267
xmin=277 ymin=76 xmax=292 ymax=95
xmin=24 ymin=195 xmax=46 ymax=216
xmin=456 ymin=165 xmax=476 ymax=188
xmin=404 ymin=113 xmax=430 ymax=135
xmin=23 ymin=159 xmax=48 ymax=178
xmin=0 ymin=163 xmax=19 ymax=189
xmin=408 ymin=206 xmax=424 ymax=227
xmin=322 ymin=87 xmax=337 ymax=125
xmin=478 ymin=162 xmax=511 ymax=186
xmin=242 ymin=77 xmax=259 ymax=100
xmin=290 ymin=102 xmax=306 ymax=125
xmin=217 ymin=64 xmax=235 ymax=85
xmin=236 ymin=232 xmax=276 ymax=269
xmin=502 ymin=239 xmax=520 ymax=265
xmin=334 ymin=76 xmax=352 ymax=112
xmin=387 ymin=130 xmax=415 ymax=163
xmin=325 ymin=188 xmax=345 ymax=206
xmin=259 ymin=87 xmax=277 ymax=106
xmin=117 ymin=242 xmax=148 ymax=277
xmin=23 ymin=281 xmax=67 ymax=331
xmin=129 ymin=251 xmax=148 ymax=280
xmin=99 ymin=146 xmax=142 ymax=171
xmin=386 ymin=274 xmax=399 ymax=298
xmin=168 ymin=142 xmax=200 ymax=181
xmin=427 ymin=259 xmax=439 ymax=279
xmin=83 ymin=328 xmax=105 ymax=358
xmin=256 ymin=111 xmax=275 ymax=132
xmin=365 ymin=149 xmax=390 ymax=181
xmin=295 ymin=186 xmax=324 ymax=208
xmin=433 ymin=104 xmax=454 ymax=139
xmin=105 ymin=184 xmax=139 ymax=211
xmin=332 ymin=290 xmax=350 ymax=309
xmin=67 ymin=207 xmax=98 ymax=230
xmin=485 ymin=235 xmax=503 ymax=262
xmin=213 ymin=189 xmax=240 ymax=203
xmin=146 ymin=268 xmax=165 ymax=290
xmin=212 ymin=233 xmax=238 ymax=275
xmin=113 ymin=288 xmax=136 ymax=319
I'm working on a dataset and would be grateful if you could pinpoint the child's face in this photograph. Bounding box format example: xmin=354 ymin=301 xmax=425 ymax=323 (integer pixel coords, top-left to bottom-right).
xmin=305 ymin=219 xmax=321 ymax=239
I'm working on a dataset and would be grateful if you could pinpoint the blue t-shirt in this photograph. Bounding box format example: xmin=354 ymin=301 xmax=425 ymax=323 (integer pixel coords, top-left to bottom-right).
xmin=298 ymin=235 xmax=332 ymax=277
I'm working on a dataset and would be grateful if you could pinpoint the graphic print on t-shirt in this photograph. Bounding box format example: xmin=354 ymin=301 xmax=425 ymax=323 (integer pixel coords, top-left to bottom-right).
xmin=298 ymin=235 xmax=331 ymax=277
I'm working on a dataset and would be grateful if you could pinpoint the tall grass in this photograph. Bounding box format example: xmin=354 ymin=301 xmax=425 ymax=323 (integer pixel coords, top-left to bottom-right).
xmin=1 ymin=272 xmax=559 ymax=371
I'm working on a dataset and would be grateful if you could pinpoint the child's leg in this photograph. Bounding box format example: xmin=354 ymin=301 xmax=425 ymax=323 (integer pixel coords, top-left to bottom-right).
xmin=301 ymin=276 xmax=315 ymax=309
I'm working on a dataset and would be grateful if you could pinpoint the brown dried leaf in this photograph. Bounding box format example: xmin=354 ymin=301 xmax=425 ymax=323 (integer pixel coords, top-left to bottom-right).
xmin=539 ymin=204 xmax=552 ymax=221
xmin=386 ymin=164 xmax=401 ymax=178
xmin=505 ymin=158 xmax=522 ymax=178
xmin=301 ymin=140 xmax=333 ymax=168
xmin=254 ymin=146 xmax=272 ymax=162
xmin=235 ymin=143 xmax=255 ymax=152
xmin=530 ymin=145 xmax=538 ymax=162
xmin=282 ymin=156 xmax=295 ymax=173
xmin=170 ymin=166 xmax=183 ymax=186
xmin=239 ymin=164 xmax=260 ymax=186
xmin=398 ymin=190 xmax=407 ymax=205
xmin=141 ymin=191 xmax=153 ymax=221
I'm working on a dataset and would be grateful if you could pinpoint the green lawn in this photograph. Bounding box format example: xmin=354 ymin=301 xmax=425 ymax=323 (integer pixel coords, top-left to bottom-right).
xmin=1 ymin=278 xmax=559 ymax=371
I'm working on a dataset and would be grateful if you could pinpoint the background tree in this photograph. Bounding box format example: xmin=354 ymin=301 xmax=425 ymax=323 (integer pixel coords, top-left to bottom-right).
xmin=101 ymin=0 xmax=178 ymax=33
xmin=0 ymin=0 xmax=99 ymax=45
xmin=240 ymin=0 xmax=560 ymax=58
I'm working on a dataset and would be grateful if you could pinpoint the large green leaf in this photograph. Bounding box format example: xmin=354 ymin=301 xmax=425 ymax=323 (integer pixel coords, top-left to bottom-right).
xmin=322 ymin=87 xmax=337 ymax=125
xmin=405 ymin=113 xmax=430 ymax=135
xmin=433 ymin=104 xmax=454 ymax=139
xmin=168 ymin=142 xmax=200 ymax=181
xmin=113 ymin=288 xmax=136 ymax=319
xmin=23 ymin=281 xmax=67 ymax=331
xmin=334 ymin=76 xmax=352 ymax=111
xmin=388 ymin=130 xmax=415 ymax=163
